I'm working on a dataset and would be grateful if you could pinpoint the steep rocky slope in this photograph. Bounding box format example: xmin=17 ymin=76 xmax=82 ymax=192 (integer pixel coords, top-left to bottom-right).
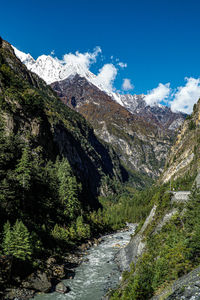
xmin=115 ymin=93 xmax=186 ymax=132
xmin=160 ymin=100 xmax=200 ymax=184
xmin=0 ymin=37 xmax=126 ymax=206
xmin=151 ymin=265 xmax=200 ymax=299
xmin=51 ymin=75 xmax=182 ymax=182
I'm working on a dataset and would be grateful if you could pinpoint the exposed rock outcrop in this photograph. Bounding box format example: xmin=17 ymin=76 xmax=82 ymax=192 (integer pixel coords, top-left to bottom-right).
xmin=160 ymin=99 xmax=200 ymax=184
xmin=151 ymin=265 xmax=200 ymax=300
xmin=116 ymin=190 xmax=192 ymax=272
xmin=116 ymin=206 xmax=157 ymax=271
xmin=21 ymin=271 xmax=51 ymax=292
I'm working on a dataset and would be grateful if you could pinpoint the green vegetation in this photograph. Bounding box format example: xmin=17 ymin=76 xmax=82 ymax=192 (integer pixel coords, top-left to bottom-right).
xmin=1 ymin=39 xmax=200 ymax=300
xmin=57 ymin=158 xmax=81 ymax=220
xmin=0 ymin=39 xmax=160 ymax=283
xmin=0 ymin=41 xmax=129 ymax=269
xmin=2 ymin=220 xmax=33 ymax=261
xmin=170 ymin=172 xmax=196 ymax=191
xmin=98 ymin=187 xmax=156 ymax=230
xmin=0 ymin=112 xmax=156 ymax=268
xmin=188 ymin=120 xmax=196 ymax=130
xmin=110 ymin=176 xmax=200 ymax=300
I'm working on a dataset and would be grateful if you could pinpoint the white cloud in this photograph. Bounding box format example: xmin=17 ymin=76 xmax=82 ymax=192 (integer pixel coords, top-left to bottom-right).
xmin=63 ymin=46 xmax=102 ymax=70
xmin=118 ymin=62 xmax=127 ymax=68
xmin=144 ymin=83 xmax=171 ymax=106
xmin=171 ymin=77 xmax=200 ymax=114
xmin=96 ymin=64 xmax=118 ymax=91
xmin=122 ymin=78 xmax=134 ymax=91
xmin=50 ymin=50 xmax=55 ymax=55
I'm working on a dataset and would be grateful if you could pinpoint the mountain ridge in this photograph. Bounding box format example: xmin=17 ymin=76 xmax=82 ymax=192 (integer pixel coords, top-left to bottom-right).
xmin=12 ymin=44 xmax=186 ymax=184
xmin=12 ymin=45 xmax=186 ymax=123
xmin=51 ymin=74 xmax=181 ymax=181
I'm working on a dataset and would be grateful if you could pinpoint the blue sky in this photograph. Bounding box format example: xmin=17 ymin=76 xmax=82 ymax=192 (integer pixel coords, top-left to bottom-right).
xmin=1 ymin=0 xmax=200 ymax=113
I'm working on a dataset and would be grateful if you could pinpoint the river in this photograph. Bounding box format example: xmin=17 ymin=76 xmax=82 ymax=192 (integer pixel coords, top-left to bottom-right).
xmin=34 ymin=224 xmax=136 ymax=300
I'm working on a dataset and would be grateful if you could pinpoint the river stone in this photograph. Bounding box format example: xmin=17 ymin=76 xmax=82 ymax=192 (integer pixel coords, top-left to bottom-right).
xmin=22 ymin=271 xmax=51 ymax=292
xmin=46 ymin=257 xmax=56 ymax=267
xmin=116 ymin=236 xmax=123 ymax=240
xmin=55 ymin=282 xmax=70 ymax=294
xmin=52 ymin=264 xmax=65 ymax=279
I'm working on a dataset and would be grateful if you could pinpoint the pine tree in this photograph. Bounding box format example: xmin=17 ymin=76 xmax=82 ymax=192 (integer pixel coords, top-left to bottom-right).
xmin=57 ymin=158 xmax=81 ymax=220
xmin=16 ymin=145 xmax=32 ymax=190
xmin=2 ymin=220 xmax=33 ymax=260
xmin=15 ymin=145 xmax=33 ymax=212
xmin=2 ymin=221 xmax=14 ymax=255
xmin=76 ymin=216 xmax=91 ymax=240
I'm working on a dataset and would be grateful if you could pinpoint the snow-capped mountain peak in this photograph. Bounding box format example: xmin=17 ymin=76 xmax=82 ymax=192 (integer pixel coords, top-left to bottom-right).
xmin=12 ymin=45 xmax=124 ymax=104
xmin=12 ymin=46 xmax=93 ymax=82
xmin=11 ymin=45 xmax=185 ymax=126
xmin=12 ymin=45 xmax=186 ymax=132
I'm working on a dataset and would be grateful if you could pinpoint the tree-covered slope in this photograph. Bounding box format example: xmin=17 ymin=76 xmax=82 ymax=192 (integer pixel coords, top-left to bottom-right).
xmin=0 ymin=37 xmax=127 ymax=206
xmin=0 ymin=37 xmax=130 ymax=294
xmin=108 ymin=98 xmax=200 ymax=299
xmin=109 ymin=174 xmax=200 ymax=300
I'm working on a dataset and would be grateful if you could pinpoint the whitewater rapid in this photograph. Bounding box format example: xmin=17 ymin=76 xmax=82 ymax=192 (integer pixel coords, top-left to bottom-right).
xmin=34 ymin=224 xmax=136 ymax=300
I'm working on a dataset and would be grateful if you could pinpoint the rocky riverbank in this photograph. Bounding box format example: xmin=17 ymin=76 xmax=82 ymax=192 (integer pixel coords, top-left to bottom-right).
xmin=34 ymin=224 xmax=136 ymax=300
xmin=0 ymin=237 xmax=103 ymax=300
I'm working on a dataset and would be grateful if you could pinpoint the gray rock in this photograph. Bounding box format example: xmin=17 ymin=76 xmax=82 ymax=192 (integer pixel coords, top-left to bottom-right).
xmin=171 ymin=191 xmax=191 ymax=204
xmin=55 ymin=282 xmax=70 ymax=294
xmin=116 ymin=236 xmax=123 ymax=240
xmin=115 ymin=207 xmax=156 ymax=271
xmin=151 ymin=266 xmax=200 ymax=300
xmin=116 ymin=232 xmax=145 ymax=271
xmin=195 ymin=171 xmax=200 ymax=188
xmin=22 ymin=271 xmax=51 ymax=292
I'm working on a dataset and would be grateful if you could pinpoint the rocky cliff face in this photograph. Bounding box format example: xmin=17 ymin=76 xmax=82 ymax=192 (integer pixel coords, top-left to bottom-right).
xmin=160 ymin=100 xmax=200 ymax=184
xmin=0 ymin=38 xmax=126 ymax=206
xmin=151 ymin=265 xmax=200 ymax=300
xmin=51 ymin=75 xmax=182 ymax=182
xmin=115 ymin=93 xmax=186 ymax=132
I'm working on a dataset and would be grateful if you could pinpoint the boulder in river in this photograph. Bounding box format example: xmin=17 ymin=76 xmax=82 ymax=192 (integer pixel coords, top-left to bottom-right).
xmin=116 ymin=236 xmax=123 ymax=240
xmin=55 ymin=282 xmax=70 ymax=294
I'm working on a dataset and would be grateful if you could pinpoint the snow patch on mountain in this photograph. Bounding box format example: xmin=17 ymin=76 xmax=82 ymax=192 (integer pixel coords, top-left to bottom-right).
xmin=12 ymin=46 xmax=35 ymax=69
